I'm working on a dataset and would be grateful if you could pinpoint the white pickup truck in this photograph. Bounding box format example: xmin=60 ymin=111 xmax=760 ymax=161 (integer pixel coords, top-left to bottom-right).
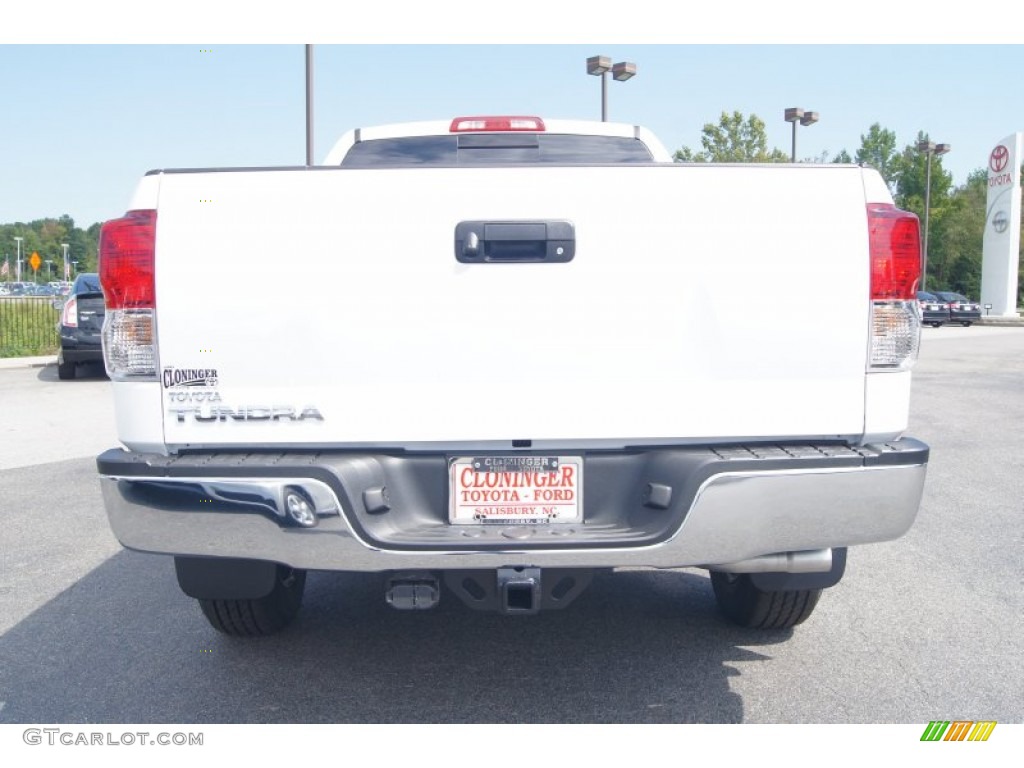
xmin=96 ymin=116 xmax=929 ymax=636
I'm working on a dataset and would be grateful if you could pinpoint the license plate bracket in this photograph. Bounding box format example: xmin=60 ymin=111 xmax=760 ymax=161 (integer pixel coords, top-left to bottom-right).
xmin=448 ymin=456 xmax=583 ymax=525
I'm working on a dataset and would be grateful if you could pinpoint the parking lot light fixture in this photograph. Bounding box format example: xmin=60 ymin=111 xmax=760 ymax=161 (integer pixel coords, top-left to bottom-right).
xmin=612 ymin=61 xmax=636 ymax=82
xmin=917 ymin=139 xmax=951 ymax=292
xmin=586 ymin=55 xmax=611 ymax=76
xmin=14 ymin=236 xmax=23 ymax=283
xmin=784 ymin=107 xmax=818 ymax=162
xmin=587 ymin=55 xmax=636 ymax=122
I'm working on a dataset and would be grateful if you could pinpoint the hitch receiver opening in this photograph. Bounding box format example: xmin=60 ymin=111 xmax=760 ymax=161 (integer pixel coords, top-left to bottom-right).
xmin=498 ymin=567 xmax=541 ymax=615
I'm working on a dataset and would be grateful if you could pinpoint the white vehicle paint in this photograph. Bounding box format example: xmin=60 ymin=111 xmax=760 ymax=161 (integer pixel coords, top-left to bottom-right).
xmin=124 ymin=161 xmax=897 ymax=450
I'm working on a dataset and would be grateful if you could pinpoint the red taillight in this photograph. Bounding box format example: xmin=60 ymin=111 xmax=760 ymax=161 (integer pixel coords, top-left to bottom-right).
xmin=867 ymin=204 xmax=921 ymax=371
xmin=61 ymin=296 xmax=78 ymax=328
xmin=867 ymin=204 xmax=920 ymax=300
xmin=99 ymin=209 xmax=156 ymax=309
xmin=449 ymin=116 xmax=546 ymax=133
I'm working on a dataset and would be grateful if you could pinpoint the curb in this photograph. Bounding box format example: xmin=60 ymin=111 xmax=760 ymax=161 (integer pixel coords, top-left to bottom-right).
xmin=0 ymin=356 xmax=57 ymax=370
xmin=976 ymin=317 xmax=1024 ymax=328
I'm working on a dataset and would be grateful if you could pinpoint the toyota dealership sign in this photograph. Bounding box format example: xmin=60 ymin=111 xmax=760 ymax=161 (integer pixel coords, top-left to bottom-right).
xmin=981 ymin=134 xmax=1022 ymax=317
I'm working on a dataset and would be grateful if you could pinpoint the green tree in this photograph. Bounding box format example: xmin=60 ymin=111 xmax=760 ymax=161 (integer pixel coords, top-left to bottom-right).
xmin=832 ymin=149 xmax=854 ymax=164
xmin=893 ymin=132 xmax=955 ymax=292
xmin=929 ymin=168 xmax=986 ymax=294
xmin=854 ymin=124 xmax=900 ymax=189
xmin=948 ymin=254 xmax=982 ymax=298
xmin=895 ymin=131 xmax=954 ymax=211
xmin=0 ymin=216 xmax=101 ymax=283
xmin=674 ymin=111 xmax=790 ymax=163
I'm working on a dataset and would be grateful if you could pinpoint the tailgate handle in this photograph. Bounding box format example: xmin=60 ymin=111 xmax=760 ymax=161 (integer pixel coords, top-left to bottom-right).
xmin=455 ymin=220 xmax=575 ymax=264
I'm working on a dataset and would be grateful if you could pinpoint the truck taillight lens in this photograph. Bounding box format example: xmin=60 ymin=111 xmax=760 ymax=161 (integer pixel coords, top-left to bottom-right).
xmin=100 ymin=210 xmax=156 ymax=309
xmin=99 ymin=209 xmax=158 ymax=380
xmin=869 ymin=301 xmax=920 ymax=370
xmin=868 ymin=204 xmax=920 ymax=300
xmin=867 ymin=204 xmax=921 ymax=371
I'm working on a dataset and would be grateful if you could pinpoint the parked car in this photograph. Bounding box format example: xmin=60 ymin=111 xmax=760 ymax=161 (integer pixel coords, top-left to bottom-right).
xmin=932 ymin=291 xmax=982 ymax=326
xmin=55 ymin=272 xmax=106 ymax=380
xmin=916 ymin=291 xmax=951 ymax=327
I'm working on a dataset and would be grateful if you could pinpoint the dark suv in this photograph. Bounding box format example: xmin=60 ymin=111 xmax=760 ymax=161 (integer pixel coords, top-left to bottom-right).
xmin=916 ymin=291 xmax=951 ymax=327
xmin=55 ymin=273 xmax=106 ymax=380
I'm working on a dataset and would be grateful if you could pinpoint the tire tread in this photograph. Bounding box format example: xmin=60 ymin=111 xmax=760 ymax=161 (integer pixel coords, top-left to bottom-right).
xmin=711 ymin=571 xmax=822 ymax=630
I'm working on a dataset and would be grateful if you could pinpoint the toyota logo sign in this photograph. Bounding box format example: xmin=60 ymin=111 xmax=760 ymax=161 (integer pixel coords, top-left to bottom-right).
xmin=990 ymin=145 xmax=1009 ymax=173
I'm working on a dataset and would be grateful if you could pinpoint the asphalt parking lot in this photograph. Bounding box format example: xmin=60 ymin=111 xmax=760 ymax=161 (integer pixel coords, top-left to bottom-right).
xmin=0 ymin=327 xmax=1022 ymax=723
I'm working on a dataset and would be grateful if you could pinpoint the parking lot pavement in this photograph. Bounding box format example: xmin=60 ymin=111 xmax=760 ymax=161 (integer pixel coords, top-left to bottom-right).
xmin=0 ymin=329 xmax=1022 ymax=724
xmin=920 ymin=323 xmax=1023 ymax=340
xmin=0 ymin=361 xmax=116 ymax=471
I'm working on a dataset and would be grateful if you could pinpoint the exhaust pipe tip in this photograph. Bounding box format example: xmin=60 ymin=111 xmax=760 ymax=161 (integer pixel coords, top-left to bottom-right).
xmin=706 ymin=548 xmax=833 ymax=574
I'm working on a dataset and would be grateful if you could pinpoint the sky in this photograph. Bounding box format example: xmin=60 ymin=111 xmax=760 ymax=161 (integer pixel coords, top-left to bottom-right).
xmin=1 ymin=5 xmax=1022 ymax=245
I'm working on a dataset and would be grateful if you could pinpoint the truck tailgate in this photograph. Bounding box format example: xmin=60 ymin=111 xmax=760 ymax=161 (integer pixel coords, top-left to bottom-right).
xmin=152 ymin=164 xmax=871 ymax=447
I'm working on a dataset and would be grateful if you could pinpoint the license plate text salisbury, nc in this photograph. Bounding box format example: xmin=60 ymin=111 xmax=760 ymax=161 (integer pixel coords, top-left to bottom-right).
xmin=449 ymin=457 xmax=583 ymax=524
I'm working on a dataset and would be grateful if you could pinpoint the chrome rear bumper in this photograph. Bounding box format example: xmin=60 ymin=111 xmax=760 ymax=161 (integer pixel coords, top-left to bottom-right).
xmin=98 ymin=440 xmax=928 ymax=572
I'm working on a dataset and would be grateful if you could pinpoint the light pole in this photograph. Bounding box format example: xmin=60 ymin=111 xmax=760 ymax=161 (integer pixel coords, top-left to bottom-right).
xmin=586 ymin=55 xmax=636 ymax=122
xmin=61 ymin=243 xmax=69 ymax=282
xmin=305 ymin=44 xmax=314 ymax=166
xmin=71 ymin=260 xmax=79 ymax=278
xmin=14 ymin=236 xmax=23 ymax=283
xmin=784 ymin=107 xmax=819 ymax=162
xmin=46 ymin=259 xmax=54 ymax=281
xmin=916 ymin=139 xmax=951 ymax=292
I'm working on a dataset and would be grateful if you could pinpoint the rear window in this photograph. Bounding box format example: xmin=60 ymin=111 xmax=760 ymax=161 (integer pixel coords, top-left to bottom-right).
xmin=340 ymin=134 xmax=654 ymax=167
xmin=74 ymin=274 xmax=102 ymax=294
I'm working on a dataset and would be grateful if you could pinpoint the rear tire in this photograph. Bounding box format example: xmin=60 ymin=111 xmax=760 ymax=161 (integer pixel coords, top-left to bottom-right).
xmin=198 ymin=566 xmax=306 ymax=636
xmin=962 ymin=322 xmax=972 ymax=327
xmin=57 ymin=357 xmax=75 ymax=380
xmin=710 ymin=571 xmax=821 ymax=629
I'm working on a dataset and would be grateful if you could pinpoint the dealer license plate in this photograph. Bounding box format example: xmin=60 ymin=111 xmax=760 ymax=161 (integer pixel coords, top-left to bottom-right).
xmin=449 ymin=456 xmax=583 ymax=525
